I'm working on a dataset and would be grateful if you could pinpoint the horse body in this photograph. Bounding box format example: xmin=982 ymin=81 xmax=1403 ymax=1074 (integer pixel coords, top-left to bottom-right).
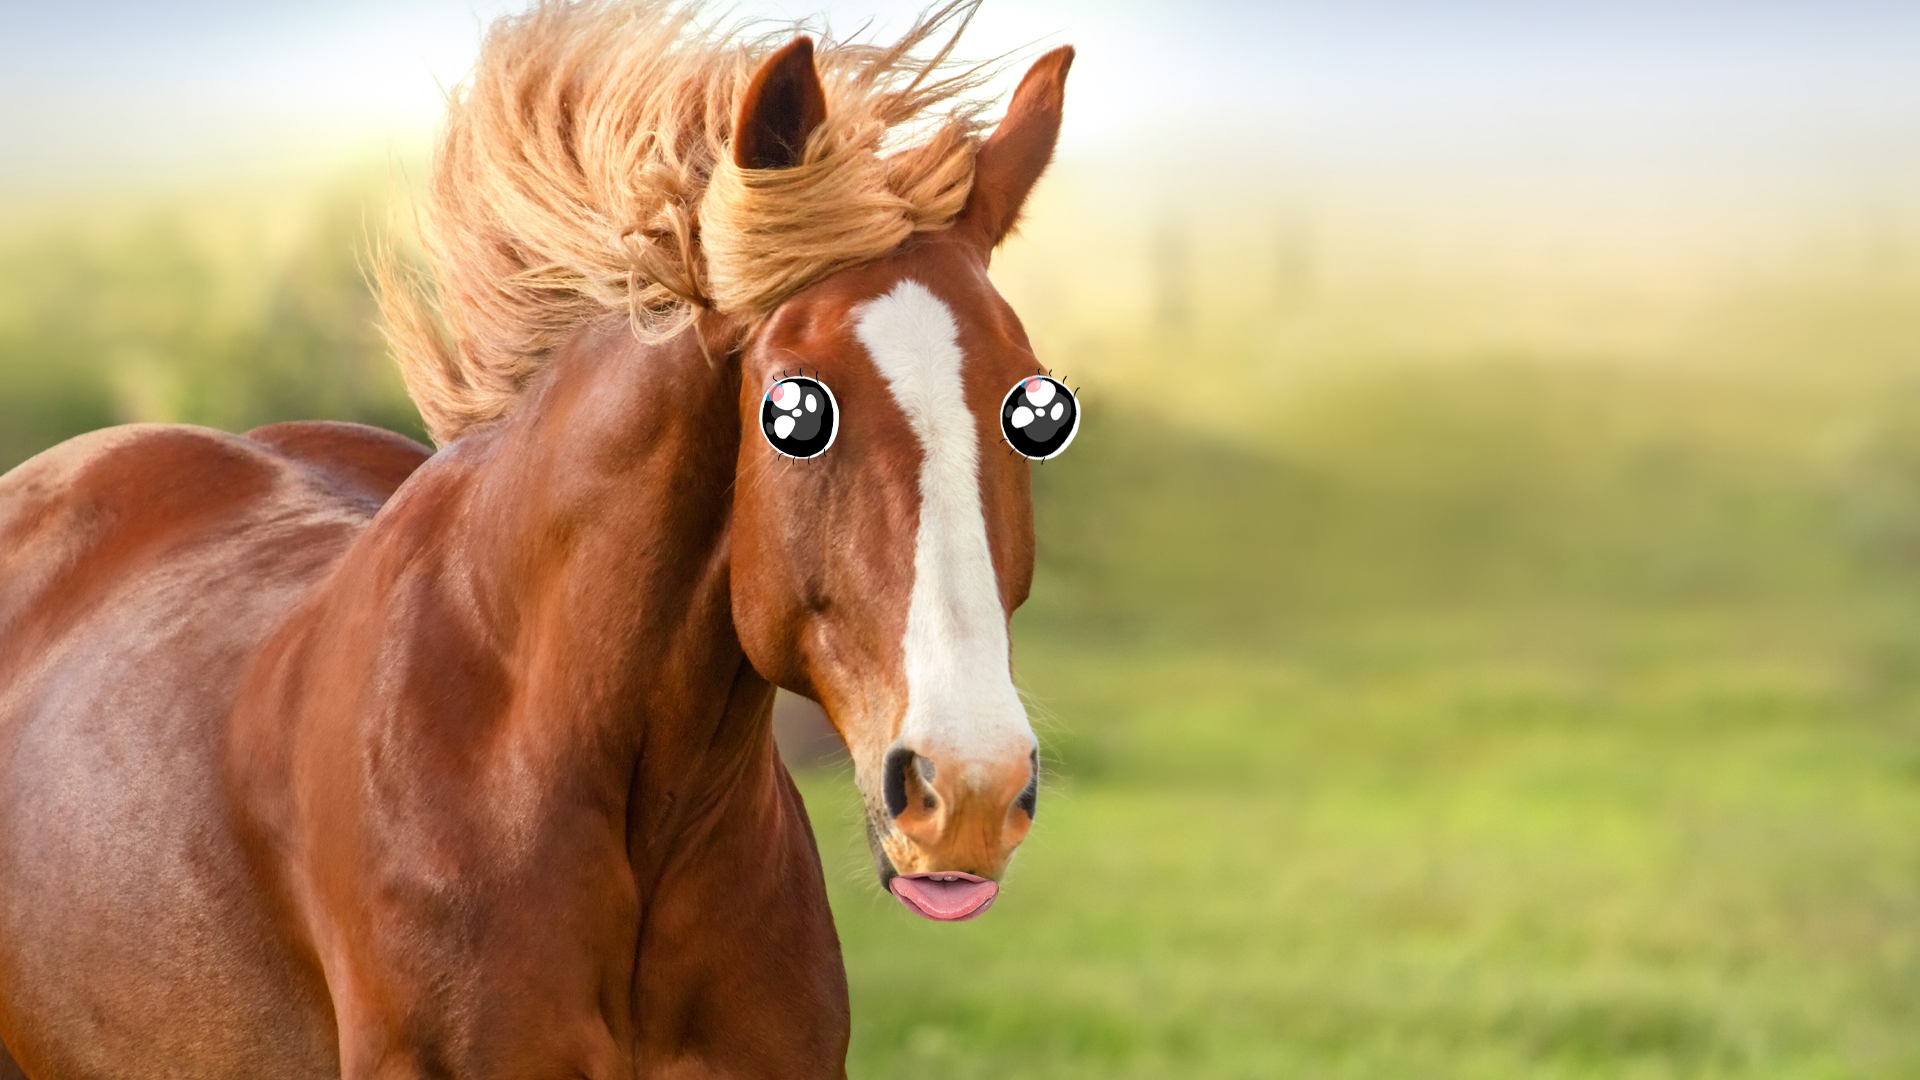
xmin=1 ymin=321 xmax=846 ymax=1078
xmin=227 ymin=322 xmax=846 ymax=1079
xmin=0 ymin=422 xmax=417 ymax=1078
xmin=0 ymin=6 xmax=1074 ymax=1075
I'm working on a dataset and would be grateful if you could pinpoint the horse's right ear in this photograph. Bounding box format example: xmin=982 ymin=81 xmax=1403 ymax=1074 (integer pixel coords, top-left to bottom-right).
xmin=733 ymin=37 xmax=828 ymax=170
xmin=958 ymin=46 xmax=1074 ymax=252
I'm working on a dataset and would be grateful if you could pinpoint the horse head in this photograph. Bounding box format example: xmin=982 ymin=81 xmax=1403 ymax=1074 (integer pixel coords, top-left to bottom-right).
xmin=725 ymin=39 xmax=1074 ymax=921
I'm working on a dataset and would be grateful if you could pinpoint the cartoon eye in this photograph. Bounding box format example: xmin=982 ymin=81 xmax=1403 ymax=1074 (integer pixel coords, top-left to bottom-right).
xmin=1000 ymin=375 xmax=1079 ymax=460
xmin=761 ymin=376 xmax=838 ymax=458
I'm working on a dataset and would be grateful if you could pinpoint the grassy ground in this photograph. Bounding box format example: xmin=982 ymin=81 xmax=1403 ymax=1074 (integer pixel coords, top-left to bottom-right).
xmin=4 ymin=177 xmax=1919 ymax=1076
xmin=802 ymin=609 xmax=1920 ymax=1078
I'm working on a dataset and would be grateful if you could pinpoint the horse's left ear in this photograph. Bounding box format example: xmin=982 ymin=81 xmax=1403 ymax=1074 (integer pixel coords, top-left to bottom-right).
xmin=958 ymin=46 xmax=1074 ymax=252
xmin=734 ymin=36 xmax=829 ymax=170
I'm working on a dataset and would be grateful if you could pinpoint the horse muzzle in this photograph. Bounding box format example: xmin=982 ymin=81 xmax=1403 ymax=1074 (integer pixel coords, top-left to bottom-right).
xmin=869 ymin=743 xmax=1038 ymax=921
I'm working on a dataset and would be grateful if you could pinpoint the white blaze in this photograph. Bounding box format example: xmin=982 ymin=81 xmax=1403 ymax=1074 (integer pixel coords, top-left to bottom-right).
xmin=854 ymin=281 xmax=1035 ymax=777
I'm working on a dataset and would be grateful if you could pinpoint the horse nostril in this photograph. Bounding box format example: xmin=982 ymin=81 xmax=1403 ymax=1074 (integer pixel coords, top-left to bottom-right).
xmin=1015 ymin=748 xmax=1039 ymax=819
xmin=883 ymin=745 xmax=916 ymax=819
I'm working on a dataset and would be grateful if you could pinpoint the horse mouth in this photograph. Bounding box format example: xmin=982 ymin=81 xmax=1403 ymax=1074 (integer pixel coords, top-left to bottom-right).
xmin=863 ymin=804 xmax=1003 ymax=922
xmin=887 ymin=871 xmax=999 ymax=921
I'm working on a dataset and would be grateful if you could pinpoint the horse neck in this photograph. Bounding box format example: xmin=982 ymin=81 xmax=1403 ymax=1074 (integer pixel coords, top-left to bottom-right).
xmin=418 ymin=318 xmax=777 ymax=845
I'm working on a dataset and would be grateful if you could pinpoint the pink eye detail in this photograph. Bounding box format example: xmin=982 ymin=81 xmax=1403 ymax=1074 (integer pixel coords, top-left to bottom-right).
xmin=769 ymin=382 xmax=802 ymax=410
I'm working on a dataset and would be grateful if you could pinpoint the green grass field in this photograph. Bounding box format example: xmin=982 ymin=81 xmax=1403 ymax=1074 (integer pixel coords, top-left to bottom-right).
xmin=3 ymin=177 xmax=1918 ymax=1076
xmin=805 ymin=613 xmax=1920 ymax=1078
xmin=797 ymin=393 xmax=1920 ymax=1078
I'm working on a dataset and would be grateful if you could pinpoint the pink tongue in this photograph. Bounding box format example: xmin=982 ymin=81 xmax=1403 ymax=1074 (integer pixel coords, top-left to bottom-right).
xmin=889 ymin=872 xmax=999 ymax=922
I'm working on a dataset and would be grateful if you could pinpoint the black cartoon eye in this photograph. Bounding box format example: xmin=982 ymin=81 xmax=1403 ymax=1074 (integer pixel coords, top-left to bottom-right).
xmin=760 ymin=376 xmax=838 ymax=458
xmin=1000 ymin=375 xmax=1079 ymax=460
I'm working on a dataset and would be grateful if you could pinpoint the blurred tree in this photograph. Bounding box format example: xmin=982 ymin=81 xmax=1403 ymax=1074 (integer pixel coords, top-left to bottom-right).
xmin=167 ymin=190 xmax=425 ymax=442
xmin=0 ymin=182 xmax=426 ymax=473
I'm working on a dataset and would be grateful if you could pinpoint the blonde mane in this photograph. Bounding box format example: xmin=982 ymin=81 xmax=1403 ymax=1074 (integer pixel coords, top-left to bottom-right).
xmin=379 ymin=0 xmax=997 ymax=444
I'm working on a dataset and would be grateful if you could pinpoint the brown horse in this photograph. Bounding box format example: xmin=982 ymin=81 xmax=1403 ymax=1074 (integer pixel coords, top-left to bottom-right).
xmin=0 ymin=4 xmax=1073 ymax=1077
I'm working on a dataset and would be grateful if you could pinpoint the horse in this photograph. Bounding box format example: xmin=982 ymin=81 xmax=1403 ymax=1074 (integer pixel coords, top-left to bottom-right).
xmin=0 ymin=2 xmax=1074 ymax=1075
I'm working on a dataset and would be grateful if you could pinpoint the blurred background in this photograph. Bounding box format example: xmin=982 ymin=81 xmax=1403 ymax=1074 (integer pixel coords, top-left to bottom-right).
xmin=4 ymin=0 xmax=1919 ymax=1075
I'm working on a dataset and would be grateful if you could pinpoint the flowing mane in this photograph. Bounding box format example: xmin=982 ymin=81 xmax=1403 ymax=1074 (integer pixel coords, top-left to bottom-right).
xmin=378 ymin=0 xmax=998 ymax=444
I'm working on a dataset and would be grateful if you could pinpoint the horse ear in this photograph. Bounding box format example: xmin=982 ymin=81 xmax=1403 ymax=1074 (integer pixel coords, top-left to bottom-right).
xmin=959 ymin=46 xmax=1074 ymax=252
xmin=733 ymin=36 xmax=829 ymax=170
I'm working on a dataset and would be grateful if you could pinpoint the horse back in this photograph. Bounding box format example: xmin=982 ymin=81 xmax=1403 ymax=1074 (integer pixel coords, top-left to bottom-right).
xmin=244 ymin=419 xmax=432 ymax=502
xmin=0 ymin=421 xmax=427 ymax=660
xmin=0 ymin=421 xmax=427 ymax=1080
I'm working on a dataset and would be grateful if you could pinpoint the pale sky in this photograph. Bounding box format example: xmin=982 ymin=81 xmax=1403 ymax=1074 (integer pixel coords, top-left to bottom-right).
xmin=3 ymin=0 xmax=1916 ymax=200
